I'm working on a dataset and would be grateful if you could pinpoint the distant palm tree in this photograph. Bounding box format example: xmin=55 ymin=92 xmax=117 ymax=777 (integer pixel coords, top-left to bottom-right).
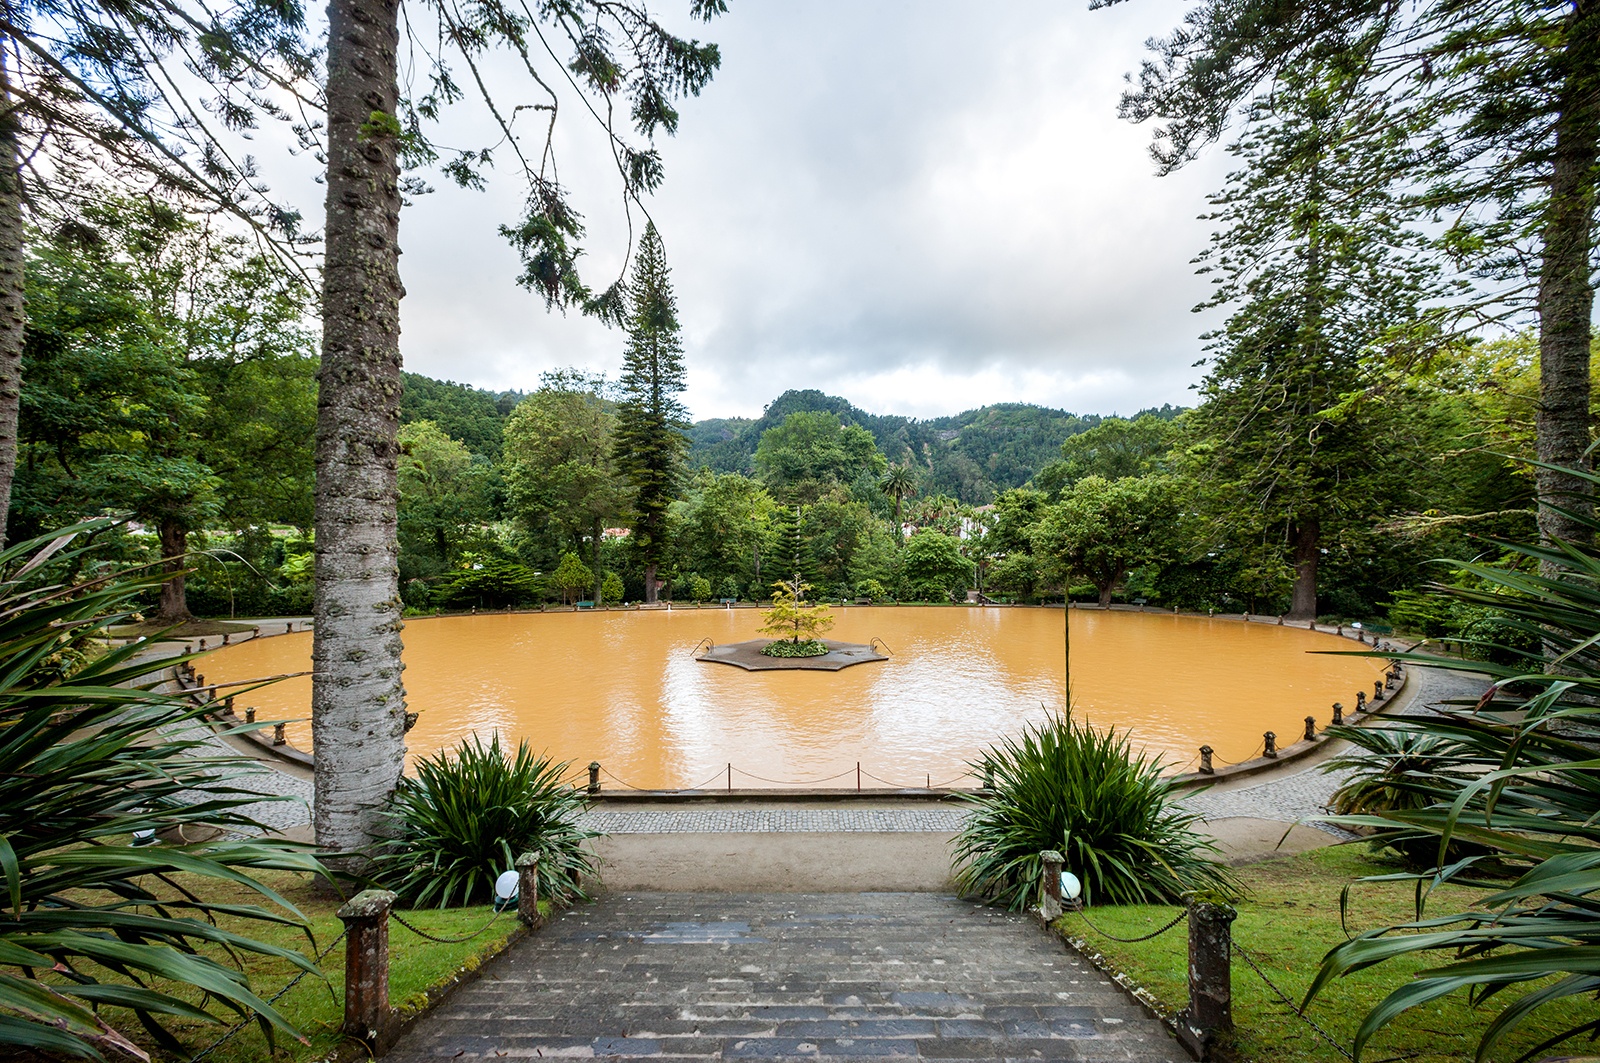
xmin=879 ymin=464 xmax=917 ymax=541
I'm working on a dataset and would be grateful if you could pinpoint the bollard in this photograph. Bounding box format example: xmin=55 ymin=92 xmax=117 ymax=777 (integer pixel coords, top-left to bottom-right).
xmin=587 ymin=761 xmax=601 ymax=796
xmin=1304 ymin=716 xmax=1316 ymax=741
xmin=195 ymin=673 xmax=205 ymax=688
xmin=272 ymin=722 xmax=287 ymax=746
xmin=982 ymin=764 xmax=995 ymax=791
xmin=1336 ymin=625 xmax=1342 ymax=636
xmin=1331 ymin=701 xmax=1343 ymax=725
xmin=1355 ymin=690 xmax=1366 ymax=713
xmin=1198 ymin=745 xmax=1214 ymax=775
xmin=1263 ymin=731 xmax=1277 ymax=758
xmin=1276 ymin=615 xmax=1283 ymax=625
xmin=515 ymin=851 xmax=544 ymax=928
xmin=223 ymin=632 xmax=230 ymax=645
xmin=403 ymin=711 xmax=418 ymax=733
xmin=1038 ymin=850 xmax=1065 ymax=922
xmin=338 ymin=890 xmax=396 ymax=1050
xmin=1175 ymin=899 xmax=1237 ymax=1060
xmin=199 ymin=639 xmax=207 ymax=651
xmin=245 ymin=707 xmax=256 ymax=724
xmin=224 ymin=695 xmax=235 ymax=716
xmin=1373 ymin=678 xmax=1384 ymax=702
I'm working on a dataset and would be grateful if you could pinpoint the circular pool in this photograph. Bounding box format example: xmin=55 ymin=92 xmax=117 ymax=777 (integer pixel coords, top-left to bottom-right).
xmin=202 ymin=607 xmax=1384 ymax=789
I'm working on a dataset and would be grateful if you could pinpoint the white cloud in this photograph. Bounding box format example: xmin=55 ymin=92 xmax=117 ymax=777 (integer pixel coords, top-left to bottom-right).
xmin=361 ymin=1 xmax=1232 ymax=417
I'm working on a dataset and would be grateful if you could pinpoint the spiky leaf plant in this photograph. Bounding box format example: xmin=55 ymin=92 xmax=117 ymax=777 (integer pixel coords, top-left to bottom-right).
xmin=953 ymin=712 xmax=1235 ymax=909
xmin=375 ymin=733 xmax=598 ymax=909
xmin=1305 ymin=461 xmax=1600 ymax=1061
xmin=0 ymin=521 xmax=326 ymax=1061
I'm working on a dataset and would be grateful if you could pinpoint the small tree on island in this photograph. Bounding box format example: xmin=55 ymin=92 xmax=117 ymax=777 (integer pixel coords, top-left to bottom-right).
xmin=759 ymin=574 xmax=835 ymax=652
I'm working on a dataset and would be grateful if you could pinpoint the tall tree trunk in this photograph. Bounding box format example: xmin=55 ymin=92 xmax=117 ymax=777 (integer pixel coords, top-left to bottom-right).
xmin=1536 ymin=0 xmax=1600 ymax=554
xmin=155 ymin=517 xmax=192 ymax=621
xmin=312 ymin=0 xmax=408 ymax=868
xmin=644 ymin=561 xmax=658 ymax=603
xmin=0 ymin=44 xmax=25 ymax=547
xmin=1097 ymin=583 xmax=1113 ymax=608
xmin=1288 ymin=517 xmax=1319 ymax=620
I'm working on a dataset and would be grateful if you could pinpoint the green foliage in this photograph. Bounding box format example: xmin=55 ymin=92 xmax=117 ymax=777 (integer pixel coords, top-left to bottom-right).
xmin=856 ymin=578 xmax=888 ymax=602
xmin=398 ymin=421 xmax=494 ymax=573
xmin=400 ymin=373 xmax=518 ymax=462
xmin=601 ymin=571 xmax=626 ymax=604
xmin=1032 ymin=476 xmax=1176 ymax=605
xmin=954 ymin=713 xmax=1234 ymax=910
xmin=1034 ymin=414 xmax=1175 ymax=495
xmin=758 ymin=576 xmax=834 ymax=644
xmin=900 ymin=529 xmax=973 ymax=600
xmin=1302 ymin=465 xmax=1600 ymax=1059
xmin=376 ymin=733 xmax=596 ymax=909
xmin=550 ymin=552 xmax=594 ymax=604
xmin=760 ymin=638 xmax=828 ymax=658
xmin=753 ymin=411 xmax=886 ymax=502
xmin=0 ymin=523 xmax=327 ymax=1060
xmin=686 ymin=574 xmax=713 ymax=601
xmin=441 ymin=558 xmax=542 ymax=609
xmin=613 ymin=223 xmax=690 ymax=572
xmin=670 ymin=470 xmax=778 ymax=596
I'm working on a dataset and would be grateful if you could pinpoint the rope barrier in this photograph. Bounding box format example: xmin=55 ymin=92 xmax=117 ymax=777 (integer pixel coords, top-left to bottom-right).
xmin=1070 ymin=906 xmax=1189 ymax=943
xmin=390 ymin=907 xmax=505 ymax=945
xmin=729 ymin=765 xmax=858 ymax=786
xmin=1210 ymin=740 xmax=1265 ymax=767
xmin=189 ymin=927 xmax=347 ymax=1062
xmin=1232 ymin=939 xmax=1355 ymax=1062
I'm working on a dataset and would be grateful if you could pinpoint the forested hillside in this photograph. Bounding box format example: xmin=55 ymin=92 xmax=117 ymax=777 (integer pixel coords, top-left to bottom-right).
xmin=688 ymin=389 xmax=1183 ymax=503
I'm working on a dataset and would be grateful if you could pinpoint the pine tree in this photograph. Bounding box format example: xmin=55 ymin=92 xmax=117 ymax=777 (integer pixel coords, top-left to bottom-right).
xmin=614 ymin=223 xmax=690 ymax=603
xmin=770 ymin=503 xmax=807 ymax=582
xmin=1184 ymin=62 xmax=1436 ymax=619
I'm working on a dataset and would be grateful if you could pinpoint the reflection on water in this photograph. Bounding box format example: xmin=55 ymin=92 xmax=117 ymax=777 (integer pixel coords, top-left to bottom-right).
xmin=203 ymin=607 xmax=1384 ymax=788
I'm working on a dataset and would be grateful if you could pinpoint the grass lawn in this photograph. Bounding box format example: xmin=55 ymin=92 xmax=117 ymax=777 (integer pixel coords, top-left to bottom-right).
xmin=1057 ymin=845 xmax=1593 ymax=1063
xmin=120 ymin=868 xmax=541 ymax=1062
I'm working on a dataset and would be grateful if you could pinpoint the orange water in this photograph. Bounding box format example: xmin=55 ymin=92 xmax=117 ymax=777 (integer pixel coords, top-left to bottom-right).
xmin=201 ymin=607 xmax=1383 ymax=789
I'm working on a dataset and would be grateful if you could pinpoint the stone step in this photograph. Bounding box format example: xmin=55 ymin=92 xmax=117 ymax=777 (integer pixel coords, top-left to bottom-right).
xmin=381 ymin=892 xmax=1185 ymax=1062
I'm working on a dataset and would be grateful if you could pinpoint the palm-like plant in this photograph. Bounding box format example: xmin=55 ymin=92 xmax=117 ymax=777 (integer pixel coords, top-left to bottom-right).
xmin=1305 ymin=463 xmax=1600 ymax=1060
xmin=0 ymin=522 xmax=326 ymax=1061
xmin=375 ymin=733 xmax=598 ymax=909
xmin=878 ymin=464 xmax=916 ymax=540
xmin=953 ymin=713 xmax=1235 ymax=909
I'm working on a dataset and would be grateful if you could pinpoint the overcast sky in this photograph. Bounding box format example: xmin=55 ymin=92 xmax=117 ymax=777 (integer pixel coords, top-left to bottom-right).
xmin=356 ymin=0 xmax=1232 ymax=421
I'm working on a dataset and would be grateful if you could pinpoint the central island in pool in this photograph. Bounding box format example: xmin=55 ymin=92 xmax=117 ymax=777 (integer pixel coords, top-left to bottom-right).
xmin=697 ymin=639 xmax=889 ymax=671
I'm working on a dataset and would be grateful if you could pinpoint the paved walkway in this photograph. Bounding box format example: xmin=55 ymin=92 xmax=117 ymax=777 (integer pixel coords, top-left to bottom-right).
xmin=582 ymin=809 xmax=968 ymax=834
xmin=382 ymin=892 xmax=1185 ymax=1062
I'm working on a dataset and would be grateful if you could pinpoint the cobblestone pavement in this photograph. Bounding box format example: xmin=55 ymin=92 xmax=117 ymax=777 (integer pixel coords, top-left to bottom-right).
xmin=382 ymin=892 xmax=1184 ymax=1062
xmin=1178 ymin=664 xmax=1491 ymax=833
xmin=582 ymin=809 xmax=969 ymax=834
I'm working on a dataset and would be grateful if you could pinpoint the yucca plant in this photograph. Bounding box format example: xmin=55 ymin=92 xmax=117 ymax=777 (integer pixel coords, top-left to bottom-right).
xmin=374 ymin=733 xmax=598 ymax=908
xmin=953 ymin=712 xmax=1236 ymax=909
xmin=1321 ymin=723 xmax=1484 ymax=865
xmin=0 ymin=521 xmax=327 ymax=1061
xmin=1305 ymin=461 xmax=1600 ymax=1061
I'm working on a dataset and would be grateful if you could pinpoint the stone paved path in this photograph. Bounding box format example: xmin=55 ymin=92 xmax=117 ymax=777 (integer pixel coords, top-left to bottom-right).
xmin=382 ymin=892 xmax=1184 ymax=1062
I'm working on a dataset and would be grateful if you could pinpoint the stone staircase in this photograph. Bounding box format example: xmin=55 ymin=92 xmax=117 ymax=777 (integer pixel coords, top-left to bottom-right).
xmin=383 ymin=892 xmax=1185 ymax=1061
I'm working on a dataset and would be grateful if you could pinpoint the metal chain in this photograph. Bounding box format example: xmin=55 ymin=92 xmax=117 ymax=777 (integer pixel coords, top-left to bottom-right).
xmin=1070 ymin=906 xmax=1189 ymax=944
xmin=190 ymin=927 xmax=347 ymax=1063
xmin=389 ymin=907 xmax=504 ymax=945
xmin=1231 ymin=939 xmax=1355 ymax=1063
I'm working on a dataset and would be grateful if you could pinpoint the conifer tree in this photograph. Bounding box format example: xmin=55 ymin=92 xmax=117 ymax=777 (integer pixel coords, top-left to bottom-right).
xmin=614 ymin=223 xmax=690 ymax=603
xmin=1184 ymin=62 xmax=1435 ymax=619
xmin=770 ymin=503 xmax=807 ymax=583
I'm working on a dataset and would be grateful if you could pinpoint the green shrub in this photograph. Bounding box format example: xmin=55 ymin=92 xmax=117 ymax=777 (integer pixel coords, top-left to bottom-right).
xmin=687 ymin=574 xmax=713 ymax=602
xmin=0 ymin=521 xmax=326 ymax=1059
xmin=375 ymin=733 xmax=597 ymax=908
xmin=601 ymin=571 xmax=625 ymax=604
xmin=856 ymin=578 xmax=888 ymax=602
xmin=954 ymin=712 xmax=1235 ymax=908
xmin=440 ymin=558 xmax=541 ymax=608
xmin=761 ymin=638 xmax=828 ymax=658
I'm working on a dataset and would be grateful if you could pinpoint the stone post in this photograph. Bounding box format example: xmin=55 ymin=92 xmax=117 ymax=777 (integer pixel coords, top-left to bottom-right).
xmin=1176 ymin=899 xmax=1237 ymax=1060
xmin=1303 ymin=716 xmax=1316 ymax=741
xmin=272 ymin=722 xmax=287 ymax=746
xmin=1198 ymin=745 xmax=1214 ymax=775
xmin=587 ymin=761 xmax=601 ymax=796
xmin=223 ymin=696 xmax=235 ymax=716
xmin=338 ymin=889 xmax=396 ymax=1050
xmin=1038 ymin=850 xmax=1064 ymax=922
xmin=515 ymin=851 xmax=543 ymax=928
xmin=1373 ymin=679 xmax=1384 ymax=702
xmin=1355 ymin=690 xmax=1366 ymax=713
xmin=1263 ymin=731 xmax=1277 ymax=758
xmin=1331 ymin=702 xmax=1343 ymax=725
xmin=245 ymin=707 xmax=256 ymax=724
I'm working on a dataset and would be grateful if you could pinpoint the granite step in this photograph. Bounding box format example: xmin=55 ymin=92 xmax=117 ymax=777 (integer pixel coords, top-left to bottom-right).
xmin=382 ymin=891 xmax=1185 ymax=1062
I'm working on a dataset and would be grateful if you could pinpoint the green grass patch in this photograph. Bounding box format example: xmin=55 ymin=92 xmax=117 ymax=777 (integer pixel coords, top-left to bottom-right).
xmin=1056 ymin=846 xmax=1591 ymax=1063
xmin=122 ymin=868 xmax=543 ymax=1062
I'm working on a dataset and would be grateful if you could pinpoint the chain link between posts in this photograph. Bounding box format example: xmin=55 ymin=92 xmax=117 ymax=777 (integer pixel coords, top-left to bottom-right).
xmin=1070 ymin=906 xmax=1190 ymax=944
xmin=1232 ymin=938 xmax=1357 ymax=1063
xmin=389 ymin=908 xmax=506 ymax=945
xmin=189 ymin=927 xmax=347 ymax=1063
